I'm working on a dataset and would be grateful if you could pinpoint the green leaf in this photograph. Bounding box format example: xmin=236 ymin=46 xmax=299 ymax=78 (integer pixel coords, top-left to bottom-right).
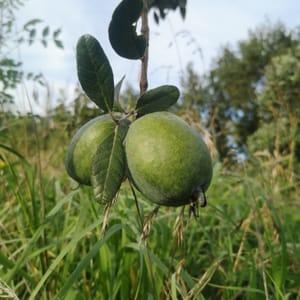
xmin=41 ymin=40 xmax=47 ymax=47
xmin=109 ymin=0 xmax=146 ymax=60
xmin=113 ymin=75 xmax=126 ymax=112
xmin=54 ymin=224 xmax=122 ymax=300
xmin=42 ymin=26 xmax=49 ymax=38
xmin=54 ymin=39 xmax=64 ymax=49
xmin=53 ymin=28 xmax=62 ymax=39
xmin=76 ymin=34 xmax=114 ymax=112
xmin=91 ymin=121 xmax=129 ymax=204
xmin=0 ymin=143 xmax=28 ymax=163
xmin=28 ymin=218 xmax=104 ymax=300
xmin=23 ymin=19 xmax=42 ymax=30
xmin=136 ymin=85 xmax=180 ymax=117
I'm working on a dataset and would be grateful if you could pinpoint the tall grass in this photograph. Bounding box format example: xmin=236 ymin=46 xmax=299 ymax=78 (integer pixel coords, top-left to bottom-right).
xmin=0 ymin=113 xmax=299 ymax=299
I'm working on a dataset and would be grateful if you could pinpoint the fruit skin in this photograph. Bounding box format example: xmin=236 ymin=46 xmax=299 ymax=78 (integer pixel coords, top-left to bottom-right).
xmin=125 ymin=112 xmax=213 ymax=206
xmin=65 ymin=115 xmax=116 ymax=185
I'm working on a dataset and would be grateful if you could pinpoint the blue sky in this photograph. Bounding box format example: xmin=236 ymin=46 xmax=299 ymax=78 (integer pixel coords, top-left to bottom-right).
xmin=16 ymin=0 xmax=300 ymax=111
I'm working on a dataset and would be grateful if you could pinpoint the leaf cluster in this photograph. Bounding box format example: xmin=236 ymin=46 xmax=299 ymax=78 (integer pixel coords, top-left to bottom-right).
xmin=0 ymin=1 xmax=63 ymax=106
xmin=74 ymin=33 xmax=180 ymax=205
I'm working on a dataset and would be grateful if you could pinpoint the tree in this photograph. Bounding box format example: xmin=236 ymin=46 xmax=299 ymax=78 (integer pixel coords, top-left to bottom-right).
xmin=248 ymin=48 xmax=300 ymax=173
xmin=180 ymin=23 xmax=300 ymax=162
xmin=0 ymin=0 xmax=63 ymax=108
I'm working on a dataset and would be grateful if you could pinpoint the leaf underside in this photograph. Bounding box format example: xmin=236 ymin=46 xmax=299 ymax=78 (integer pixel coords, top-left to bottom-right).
xmin=113 ymin=75 xmax=126 ymax=112
xmin=76 ymin=34 xmax=114 ymax=112
xmin=109 ymin=0 xmax=146 ymax=60
xmin=91 ymin=123 xmax=129 ymax=204
xmin=136 ymin=85 xmax=180 ymax=117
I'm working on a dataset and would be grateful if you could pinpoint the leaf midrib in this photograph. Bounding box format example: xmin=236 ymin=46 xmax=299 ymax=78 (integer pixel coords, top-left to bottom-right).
xmin=101 ymin=125 xmax=121 ymax=202
xmin=85 ymin=39 xmax=112 ymax=112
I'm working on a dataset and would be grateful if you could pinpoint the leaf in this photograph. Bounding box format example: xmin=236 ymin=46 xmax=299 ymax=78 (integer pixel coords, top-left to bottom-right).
xmin=28 ymin=218 xmax=104 ymax=300
xmin=41 ymin=40 xmax=47 ymax=47
xmin=23 ymin=18 xmax=42 ymax=30
xmin=53 ymin=28 xmax=62 ymax=39
xmin=29 ymin=29 xmax=36 ymax=44
xmin=109 ymin=0 xmax=146 ymax=60
xmin=91 ymin=122 xmax=129 ymax=204
xmin=76 ymin=34 xmax=114 ymax=112
xmin=42 ymin=26 xmax=49 ymax=38
xmin=136 ymin=85 xmax=180 ymax=117
xmin=54 ymin=224 xmax=122 ymax=300
xmin=54 ymin=39 xmax=64 ymax=49
xmin=114 ymin=75 xmax=126 ymax=112
xmin=0 ymin=143 xmax=28 ymax=163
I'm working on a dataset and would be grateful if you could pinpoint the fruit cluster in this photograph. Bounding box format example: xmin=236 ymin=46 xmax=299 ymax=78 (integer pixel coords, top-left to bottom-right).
xmin=65 ymin=0 xmax=213 ymax=207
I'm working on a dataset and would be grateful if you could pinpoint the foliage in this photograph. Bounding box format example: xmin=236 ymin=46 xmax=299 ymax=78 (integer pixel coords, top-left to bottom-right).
xmin=0 ymin=0 xmax=63 ymax=106
xmin=1 ymin=0 xmax=300 ymax=299
xmin=0 ymin=113 xmax=300 ymax=298
xmin=248 ymin=48 xmax=300 ymax=172
xmin=179 ymin=23 xmax=300 ymax=164
xmin=73 ymin=14 xmax=181 ymax=204
xmin=148 ymin=0 xmax=187 ymax=23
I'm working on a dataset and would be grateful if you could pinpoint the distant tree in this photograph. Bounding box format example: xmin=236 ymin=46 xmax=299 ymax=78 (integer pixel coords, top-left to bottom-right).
xmin=180 ymin=23 xmax=300 ymax=162
xmin=248 ymin=48 xmax=300 ymax=172
xmin=0 ymin=0 xmax=63 ymax=108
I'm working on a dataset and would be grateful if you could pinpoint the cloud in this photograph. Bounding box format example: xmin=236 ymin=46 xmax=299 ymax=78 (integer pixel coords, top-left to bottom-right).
xmin=14 ymin=0 xmax=300 ymax=111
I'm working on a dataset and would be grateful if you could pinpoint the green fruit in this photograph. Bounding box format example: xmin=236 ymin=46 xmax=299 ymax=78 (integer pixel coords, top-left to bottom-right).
xmin=125 ymin=112 xmax=213 ymax=206
xmin=65 ymin=115 xmax=116 ymax=185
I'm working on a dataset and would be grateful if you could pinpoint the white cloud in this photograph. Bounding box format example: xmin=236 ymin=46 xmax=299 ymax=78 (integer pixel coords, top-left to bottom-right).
xmin=13 ymin=0 xmax=300 ymax=110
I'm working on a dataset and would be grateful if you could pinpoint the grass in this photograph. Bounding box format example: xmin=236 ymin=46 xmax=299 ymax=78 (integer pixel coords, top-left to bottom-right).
xmin=0 ymin=113 xmax=300 ymax=299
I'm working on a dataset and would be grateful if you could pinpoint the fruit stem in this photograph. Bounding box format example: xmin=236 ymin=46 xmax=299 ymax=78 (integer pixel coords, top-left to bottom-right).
xmin=119 ymin=110 xmax=136 ymax=122
xmin=109 ymin=111 xmax=119 ymax=124
xmin=140 ymin=0 xmax=149 ymax=95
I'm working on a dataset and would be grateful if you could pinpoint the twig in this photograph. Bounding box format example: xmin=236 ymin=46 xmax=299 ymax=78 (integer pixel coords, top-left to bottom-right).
xmin=129 ymin=181 xmax=143 ymax=230
xmin=140 ymin=0 xmax=149 ymax=95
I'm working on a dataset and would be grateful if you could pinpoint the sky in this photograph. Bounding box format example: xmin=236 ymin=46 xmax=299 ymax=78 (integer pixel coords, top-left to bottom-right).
xmin=15 ymin=0 xmax=300 ymax=112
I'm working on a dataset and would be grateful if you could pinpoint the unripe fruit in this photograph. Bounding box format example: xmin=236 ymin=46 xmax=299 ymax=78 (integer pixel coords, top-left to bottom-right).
xmin=65 ymin=115 xmax=116 ymax=185
xmin=125 ymin=112 xmax=213 ymax=206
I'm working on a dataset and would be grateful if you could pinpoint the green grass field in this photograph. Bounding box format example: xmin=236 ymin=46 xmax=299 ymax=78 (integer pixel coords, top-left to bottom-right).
xmin=0 ymin=114 xmax=299 ymax=300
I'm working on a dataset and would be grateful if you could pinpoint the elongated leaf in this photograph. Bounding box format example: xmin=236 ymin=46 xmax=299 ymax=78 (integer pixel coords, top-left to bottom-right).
xmin=54 ymin=224 xmax=122 ymax=300
xmin=91 ymin=121 xmax=129 ymax=204
xmin=23 ymin=18 xmax=42 ymax=30
xmin=0 ymin=143 xmax=28 ymax=163
xmin=28 ymin=218 xmax=104 ymax=300
xmin=113 ymin=75 xmax=126 ymax=112
xmin=42 ymin=26 xmax=49 ymax=38
xmin=109 ymin=0 xmax=146 ymax=60
xmin=136 ymin=85 xmax=180 ymax=117
xmin=76 ymin=34 xmax=114 ymax=112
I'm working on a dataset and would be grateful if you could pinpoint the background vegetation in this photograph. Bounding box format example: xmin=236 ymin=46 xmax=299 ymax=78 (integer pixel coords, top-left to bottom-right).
xmin=0 ymin=0 xmax=299 ymax=299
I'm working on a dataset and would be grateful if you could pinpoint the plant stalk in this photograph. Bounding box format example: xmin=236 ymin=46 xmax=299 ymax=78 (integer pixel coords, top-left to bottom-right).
xmin=140 ymin=0 xmax=149 ymax=95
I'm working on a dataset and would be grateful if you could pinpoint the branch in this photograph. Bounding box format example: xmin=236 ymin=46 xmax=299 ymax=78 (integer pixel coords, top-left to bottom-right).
xmin=140 ymin=0 xmax=149 ymax=95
